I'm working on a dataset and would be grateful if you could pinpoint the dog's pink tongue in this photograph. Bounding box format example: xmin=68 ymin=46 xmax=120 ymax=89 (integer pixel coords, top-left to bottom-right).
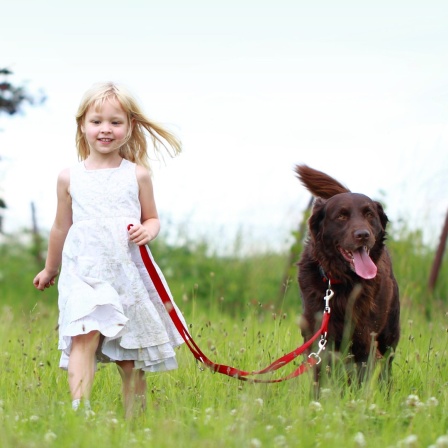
xmin=353 ymin=248 xmax=377 ymax=279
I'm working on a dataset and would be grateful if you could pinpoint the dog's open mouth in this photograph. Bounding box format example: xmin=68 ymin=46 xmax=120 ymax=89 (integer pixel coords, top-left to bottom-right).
xmin=338 ymin=246 xmax=377 ymax=279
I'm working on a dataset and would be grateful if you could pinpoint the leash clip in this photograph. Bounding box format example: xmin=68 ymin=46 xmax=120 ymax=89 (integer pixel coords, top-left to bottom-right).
xmin=324 ymin=287 xmax=334 ymax=313
xmin=308 ymin=338 xmax=327 ymax=365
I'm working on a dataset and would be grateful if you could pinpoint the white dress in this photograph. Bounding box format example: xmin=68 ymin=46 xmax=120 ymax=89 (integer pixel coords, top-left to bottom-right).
xmin=57 ymin=159 xmax=186 ymax=372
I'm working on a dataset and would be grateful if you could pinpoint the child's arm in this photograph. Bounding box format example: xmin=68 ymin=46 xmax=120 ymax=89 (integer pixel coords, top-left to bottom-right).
xmin=33 ymin=168 xmax=73 ymax=291
xmin=128 ymin=165 xmax=160 ymax=246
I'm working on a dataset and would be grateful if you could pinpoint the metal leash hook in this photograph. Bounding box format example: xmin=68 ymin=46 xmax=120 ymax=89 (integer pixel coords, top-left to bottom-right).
xmin=308 ymin=285 xmax=334 ymax=365
xmin=324 ymin=285 xmax=334 ymax=313
xmin=308 ymin=338 xmax=327 ymax=365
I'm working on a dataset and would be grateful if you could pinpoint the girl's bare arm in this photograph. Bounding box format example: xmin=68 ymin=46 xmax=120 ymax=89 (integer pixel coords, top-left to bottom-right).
xmin=128 ymin=165 xmax=160 ymax=246
xmin=33 ymin=168 xmax=73 ymax=290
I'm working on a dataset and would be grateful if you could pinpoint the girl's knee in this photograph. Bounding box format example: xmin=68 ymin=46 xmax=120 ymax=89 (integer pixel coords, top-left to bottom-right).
xmin=116 ymin=360 xmax=134 ymax=377
xmin=72 ymin=331 xmax=100 ymax=350
xmin=116 ymin=362 xmax=145 ymax=383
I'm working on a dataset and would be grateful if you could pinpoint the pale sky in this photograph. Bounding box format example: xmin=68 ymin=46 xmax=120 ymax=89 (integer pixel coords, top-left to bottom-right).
xmin=1 ymin=0 xmax=448 ymax=252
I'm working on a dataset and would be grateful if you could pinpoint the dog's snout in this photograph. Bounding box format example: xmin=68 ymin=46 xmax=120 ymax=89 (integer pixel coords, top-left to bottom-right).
xmin=354 ymin=229 xmax=371 ymax=241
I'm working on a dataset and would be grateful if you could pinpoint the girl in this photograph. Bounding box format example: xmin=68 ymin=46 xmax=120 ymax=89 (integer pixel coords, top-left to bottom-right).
xmin=33 ymin=82 xmax=187 ymax=417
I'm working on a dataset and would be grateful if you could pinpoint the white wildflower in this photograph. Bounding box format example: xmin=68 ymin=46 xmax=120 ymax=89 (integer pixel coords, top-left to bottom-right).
xmin=44 ymin=431 xmax=57 ymax=443
xmin=309 ymin=401 xmax=323 ymax=412
xmin=265 ymin=425 xmax=274 ymax=431
xmin=29 ymin=415 xmax=39 ymax=422
xmin=354 ymin=432 xmax=366 ymax=448
xmin=143 ymin=428 xmax=152 ymax=440
xmin=320 ymin=388 xmax=331 ymax=398
xmin=398 ymin=434 xmax=418 ymax=448
xmin=427 ymin=397 xmax=439 ymax=407
xmin=255 ymin=398 xmax=264 ymax=407
xmin=250 ymin=438 xmax=262 ymax=448
xmin=84 ymin=409 xmax=96 ymax=419
xmin=435 ymin=435 xmax=448 ymax=447
xmin=405 ymin=394 xmax=421 ymax=407
xmin=230 ymin=409 xmax=237 ymax=416
xmin=367 ymin=403 xmax=386 ymax=416
xmin=274 ymin=435 xmax=287 ymax=447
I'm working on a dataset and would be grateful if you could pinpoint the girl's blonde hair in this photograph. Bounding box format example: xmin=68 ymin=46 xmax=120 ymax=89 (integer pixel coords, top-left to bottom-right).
xmin=75 ymin=82 xmax=181 ymax=169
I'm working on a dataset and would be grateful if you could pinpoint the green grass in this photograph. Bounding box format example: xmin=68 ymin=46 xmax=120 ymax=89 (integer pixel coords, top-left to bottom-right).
xmin=1 ymin=226 xmax=448 ymax=447
xmin=1 ymin=295 xmax=448 ymax=447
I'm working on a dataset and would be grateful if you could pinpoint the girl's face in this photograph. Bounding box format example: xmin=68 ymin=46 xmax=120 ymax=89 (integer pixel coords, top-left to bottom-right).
xmin=81 ymin=99 xmax=130 ymax=157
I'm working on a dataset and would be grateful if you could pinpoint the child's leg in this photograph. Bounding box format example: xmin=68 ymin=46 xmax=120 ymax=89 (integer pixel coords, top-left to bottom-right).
xmin=68 ymin=331 xmax=100 ymax=407
xmin=116 ymin=360 xmax=146 ymax=418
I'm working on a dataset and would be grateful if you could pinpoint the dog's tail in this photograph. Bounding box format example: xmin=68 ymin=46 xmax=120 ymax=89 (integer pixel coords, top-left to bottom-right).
xmin=295 ymin=165 xmax=350 ymax=199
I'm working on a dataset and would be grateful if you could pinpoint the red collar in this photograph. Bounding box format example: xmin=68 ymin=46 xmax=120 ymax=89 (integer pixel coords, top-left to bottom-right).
xmin=319 ymin=265 xmax=343 ymax=284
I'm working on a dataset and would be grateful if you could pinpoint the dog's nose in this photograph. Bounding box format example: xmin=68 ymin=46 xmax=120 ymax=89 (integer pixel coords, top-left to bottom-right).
xmin=354 ymin=229 xmax=370 ymax=241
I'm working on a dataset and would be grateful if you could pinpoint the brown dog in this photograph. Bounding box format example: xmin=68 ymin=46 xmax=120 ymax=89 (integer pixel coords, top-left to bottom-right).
xmin=296 ymin=165 xmax=400 ymax=386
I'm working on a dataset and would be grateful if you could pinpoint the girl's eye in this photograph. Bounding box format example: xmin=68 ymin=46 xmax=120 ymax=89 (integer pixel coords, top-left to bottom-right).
xmin=91 ymin=120 xmax=100 ymax=124
xmin=112 ymin=121 xmax=121 ymax=125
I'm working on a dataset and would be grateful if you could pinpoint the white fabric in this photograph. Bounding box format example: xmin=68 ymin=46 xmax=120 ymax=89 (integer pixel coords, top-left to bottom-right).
xmin=57 ymin=159 xmax=186 ymax=372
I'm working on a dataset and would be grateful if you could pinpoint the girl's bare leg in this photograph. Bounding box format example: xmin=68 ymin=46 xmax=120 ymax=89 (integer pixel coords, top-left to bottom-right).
xmin=116 ymin=360 xmax=146 ymax=418
xmin=68 ymin=331 xmax=100 ymax=408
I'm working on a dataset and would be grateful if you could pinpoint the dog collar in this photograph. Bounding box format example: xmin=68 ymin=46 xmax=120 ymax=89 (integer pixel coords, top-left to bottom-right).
xmin=319 ymin=265 xmax=343 ymax=285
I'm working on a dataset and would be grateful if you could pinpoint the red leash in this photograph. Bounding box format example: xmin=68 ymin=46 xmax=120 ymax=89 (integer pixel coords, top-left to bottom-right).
xmin=132 ymin=227 xmax=332 ymax=383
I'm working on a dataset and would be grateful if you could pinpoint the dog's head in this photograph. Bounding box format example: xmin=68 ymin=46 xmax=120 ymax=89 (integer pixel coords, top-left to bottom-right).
xmin=309 ymin=192 xmax=388 ymax=280
xmin=295 ymin=165 xmax=388 ymax=281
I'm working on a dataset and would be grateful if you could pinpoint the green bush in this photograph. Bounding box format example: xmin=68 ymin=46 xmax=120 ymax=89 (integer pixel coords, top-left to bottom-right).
xmin=1 ymin=218 xmax=447 ymax=315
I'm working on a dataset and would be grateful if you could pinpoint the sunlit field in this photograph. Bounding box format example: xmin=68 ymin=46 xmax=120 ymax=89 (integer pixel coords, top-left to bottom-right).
xmin=1 ymin=226 xmax=448 ymax=447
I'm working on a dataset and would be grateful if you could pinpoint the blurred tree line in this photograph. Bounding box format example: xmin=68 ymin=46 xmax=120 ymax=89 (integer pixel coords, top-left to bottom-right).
xmin=0 ymin=67 xmax=46 ymax=232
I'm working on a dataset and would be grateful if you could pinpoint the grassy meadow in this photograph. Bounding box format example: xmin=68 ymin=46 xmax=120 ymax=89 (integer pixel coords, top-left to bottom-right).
xmin=1 ymin=224 xmax=448 ymax=448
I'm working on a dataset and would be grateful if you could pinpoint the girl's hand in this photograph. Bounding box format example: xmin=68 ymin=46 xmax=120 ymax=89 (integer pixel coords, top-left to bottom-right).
xmin=33 ymin=269 xmax=58 ymax=291
xmin=128 ymin=223 xmax=152 ymax=246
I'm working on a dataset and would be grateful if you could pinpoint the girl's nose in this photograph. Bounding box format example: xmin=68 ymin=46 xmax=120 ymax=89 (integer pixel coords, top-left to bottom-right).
xmin=100 ymin=124 xmax=112 ymax=133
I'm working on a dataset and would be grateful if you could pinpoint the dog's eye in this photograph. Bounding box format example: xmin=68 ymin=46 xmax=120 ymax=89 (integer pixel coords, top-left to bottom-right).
xmin=365 ymin=210 xmax=375 ymax=219
xmin=337 ymin=211 xmax=349 ymax=220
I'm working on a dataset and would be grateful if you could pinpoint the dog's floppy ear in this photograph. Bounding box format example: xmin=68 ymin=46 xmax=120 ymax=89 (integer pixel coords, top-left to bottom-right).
xmin=295 ymin=164 xmax=350 ymax=199
xmin=308 ymin=197 xmax=326 ymax=240
xmin=375 ymin=201 xmax=389 ymax=230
